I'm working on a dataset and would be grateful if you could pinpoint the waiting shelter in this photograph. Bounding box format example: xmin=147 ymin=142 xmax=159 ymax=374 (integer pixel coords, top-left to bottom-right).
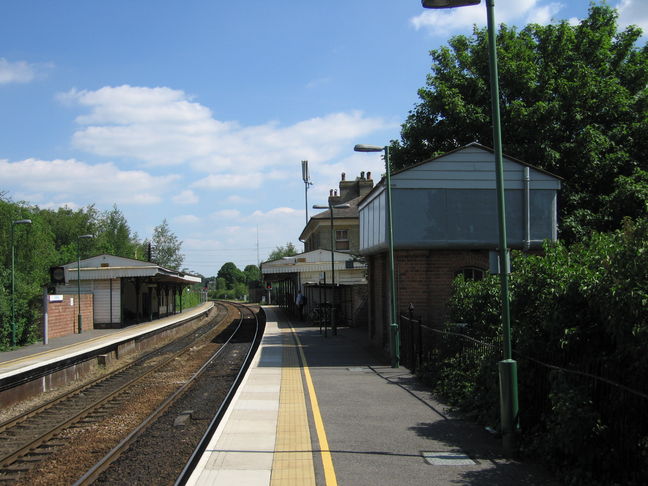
xmin=51 ymin=254 xmax=201 ymax=334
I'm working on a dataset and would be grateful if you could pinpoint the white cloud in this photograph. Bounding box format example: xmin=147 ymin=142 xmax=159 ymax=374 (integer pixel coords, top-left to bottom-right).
xmin=411 ymin=0 xmax=565 ymax=35
xmin=172 ymin=189 xmax=199 ymax=204
xmin=0 ymin=58 xmax=42 ymax=84
xmin=617 ymin=0 xmax=648 ymax=32
xmin=250 ymin=207 xmax=301 ymax=219
xmin=226 ymin=195 xmax=252 ymax=204
xmin=173 ymin=214 xmax=201 ymax=224
xmin=192 ymin=173 xmax=263 ymax=189
xmin=0 ymin=158 xmax=179 ymax=206
xmin=526 ymin=2 xmax=564 ymax=25
xmin=59 ymin=85 xmax=393 ymax=175
xmin=211 ymin=209 xmax=241 ymax=219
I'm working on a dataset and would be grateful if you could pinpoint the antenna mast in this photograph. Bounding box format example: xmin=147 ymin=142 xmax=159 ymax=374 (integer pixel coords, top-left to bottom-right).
xmin=301 ymin=160 xmax=313 ymax=225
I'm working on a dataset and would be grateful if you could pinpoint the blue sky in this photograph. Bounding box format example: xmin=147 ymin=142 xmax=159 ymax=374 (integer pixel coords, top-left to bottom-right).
xmin=1 ymin=0 xmax=646 ymax=276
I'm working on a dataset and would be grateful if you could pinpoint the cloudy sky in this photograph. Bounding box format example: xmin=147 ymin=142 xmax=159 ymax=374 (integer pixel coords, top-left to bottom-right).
xmin=1 ymin=1 xmax=646 ymax=276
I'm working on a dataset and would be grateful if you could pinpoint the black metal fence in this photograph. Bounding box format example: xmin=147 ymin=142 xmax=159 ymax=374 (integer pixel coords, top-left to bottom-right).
xmin=399 ymin=312 xmax=648 ymax=484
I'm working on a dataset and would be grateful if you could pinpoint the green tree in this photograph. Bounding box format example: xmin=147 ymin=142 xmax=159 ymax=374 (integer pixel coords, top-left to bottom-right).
xmin=391 ymin=3 xmax=648 ymax=241
xmin=0 ymin=198 xmax=57 ymax=348
xmin=267 ymin=242 xmax=297 ymax=262
xmin=217 ymin=262 xmax=244 ymax=288
xmin=39 ymin=205 xmax=99 ymax=264
xmin=243 ymin=264 xmax=261 ymax=284
xmin=149 ymin=219 xmax=184 ymax=270
xmin=94 ymin=205 xmax=140 ymax=258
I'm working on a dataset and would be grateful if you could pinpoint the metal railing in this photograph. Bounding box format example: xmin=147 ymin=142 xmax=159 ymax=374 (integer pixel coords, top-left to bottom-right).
xmin=399 ymin=312 xmax=648 ymax=483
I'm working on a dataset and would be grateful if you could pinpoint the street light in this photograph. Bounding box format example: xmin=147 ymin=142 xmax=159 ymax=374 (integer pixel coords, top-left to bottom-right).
xmin=77 ymin=234 xmax=94 ymax=334
xmin=354 ymin=144 xmax=399 ymax=368
xmin=421 ymin=0 xmax=519 ymax=453
xmin=11 ymin=219 xmax=32 ymax=347
xmin=313 ymin=201 xmax=351 ymax=336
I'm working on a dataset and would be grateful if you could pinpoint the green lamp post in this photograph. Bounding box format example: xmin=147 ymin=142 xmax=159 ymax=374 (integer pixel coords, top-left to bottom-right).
xmin=354 ymin=144 xmax=399 ymax=368
xmin=421 ymin=0 xmax=519 ymax=453
xmin=11 ymin=219 xmax=32 ymax=347
xmin=77 ymin=234 xmax=94 ymax=334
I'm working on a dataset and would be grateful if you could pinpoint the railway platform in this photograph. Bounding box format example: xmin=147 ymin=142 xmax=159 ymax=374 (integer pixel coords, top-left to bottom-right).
xmin=187 ymin=306 xmax=558 ymax=486
xmin=0 ymin=302 xmax=213 ymax=383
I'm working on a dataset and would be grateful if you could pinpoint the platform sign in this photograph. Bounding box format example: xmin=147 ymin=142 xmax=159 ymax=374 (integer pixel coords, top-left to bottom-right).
xmin=49 ymin=295 xmax=64 ymax=302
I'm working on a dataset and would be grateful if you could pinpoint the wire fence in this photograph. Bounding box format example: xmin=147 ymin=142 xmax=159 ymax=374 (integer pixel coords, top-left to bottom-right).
xmin=399 ymin=313 xmax=648 ymax=484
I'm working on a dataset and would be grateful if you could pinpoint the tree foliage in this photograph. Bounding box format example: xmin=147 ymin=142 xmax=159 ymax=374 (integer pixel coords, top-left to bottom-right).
xmin=391 ymin=4 xmax=648 ymax=241
xmin=149 ymin=219 xmax=184 ymax=270
xmin=206 ymin=262 xmax=255 ymax=300
xmin=0 ymin=196 xmax=189 ymax=349
xmin=243 ymin=264 xmax=261 ymax=284
xmin=217 ymin=262 xmax=245 ymax=288
xmin=440 ymin=217 xmax=648 ymax=485
xmin=267 ymin=242 xmax=298 ymax=262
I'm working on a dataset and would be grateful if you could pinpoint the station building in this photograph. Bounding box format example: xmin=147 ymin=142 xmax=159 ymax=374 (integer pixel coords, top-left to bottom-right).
xmin=358 ymin=143 xmax=562 ymax=353
xmin=48 ymin=254 xmax=201 ymax=338
xmin=261 ymin=172 xmax=374 ymax=327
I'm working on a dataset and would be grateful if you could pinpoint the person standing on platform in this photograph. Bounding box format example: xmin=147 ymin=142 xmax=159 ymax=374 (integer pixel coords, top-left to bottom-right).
xmin=295 ymin=290 xmax=305 ymax=320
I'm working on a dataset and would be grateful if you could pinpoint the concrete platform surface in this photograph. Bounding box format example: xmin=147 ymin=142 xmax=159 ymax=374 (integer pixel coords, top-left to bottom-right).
xmin=189 ymin=306 xmax=558 ymax=486
xmin=0 ymin=302 xmax=213 ymax=380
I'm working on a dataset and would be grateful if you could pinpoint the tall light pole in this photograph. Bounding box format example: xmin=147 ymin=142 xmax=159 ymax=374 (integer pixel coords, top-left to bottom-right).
xmin=421 ymin=0 xmax=519 ymax=453
xmin=313 ymin=201 xmax=350 ymax=336
xmin=354 ymin=144 xmax=399 ymax=368
xmin=77 ymin=234 xmax=94 ymax=334
xmin=302 ymin=160 xmax=313 ymax=226
xmin=11 ymin=219 xmax=32 ymax=347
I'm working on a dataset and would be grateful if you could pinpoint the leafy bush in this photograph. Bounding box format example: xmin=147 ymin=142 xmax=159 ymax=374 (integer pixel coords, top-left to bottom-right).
xmin=437 ymin=218 xmax=648 ymax=485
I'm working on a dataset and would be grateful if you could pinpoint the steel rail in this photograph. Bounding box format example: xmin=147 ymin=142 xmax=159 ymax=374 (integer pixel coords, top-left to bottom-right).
xmin=73 ymin=302 xmax=259 ymax=486
xmin=174 ymin=303 xmax=262 ymax=486
xmin=0 ymin=303 xmax=225 ymax=474
xmin=0 ymin=302 xmax=225 ymax=437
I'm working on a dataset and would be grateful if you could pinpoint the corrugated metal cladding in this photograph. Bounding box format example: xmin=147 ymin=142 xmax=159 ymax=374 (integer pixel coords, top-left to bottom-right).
xmin=93 ymin=279 xmax=120 ymax=324
xmin=358 ymin=144 xmax=562 ymax=254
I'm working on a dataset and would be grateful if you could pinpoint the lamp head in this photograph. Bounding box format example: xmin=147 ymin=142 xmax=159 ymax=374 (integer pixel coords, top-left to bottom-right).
xmin=13 ymin=219 xmax=32 ymax=225
xmin=354 ymin=144 xmax=384 ymax=153
xmin=79 ymin=234 xmax=94 ymax=239
xmin=422 ymin=0 xmax=480 ymax=8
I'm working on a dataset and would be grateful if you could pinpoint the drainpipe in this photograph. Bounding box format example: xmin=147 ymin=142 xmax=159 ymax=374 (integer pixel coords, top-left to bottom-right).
xmin=523 ymin=167 xmax=530 ymax=251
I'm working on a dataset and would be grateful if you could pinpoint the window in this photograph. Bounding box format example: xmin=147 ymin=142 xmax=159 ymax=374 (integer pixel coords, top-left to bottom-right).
xmin=335 ymin=229 xmax=349 ymax=250
xmin=455 ymin=267 xmax=485 ymax=281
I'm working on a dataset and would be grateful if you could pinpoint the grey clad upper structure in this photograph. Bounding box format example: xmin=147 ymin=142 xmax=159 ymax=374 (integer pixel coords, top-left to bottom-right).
xmin=359 ymin=142 xmax=561 ymax=254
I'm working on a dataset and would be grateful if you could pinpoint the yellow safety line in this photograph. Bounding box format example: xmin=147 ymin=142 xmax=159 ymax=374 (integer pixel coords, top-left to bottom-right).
xmin=271 ymin=333 xmax=316 ymax=486
xmin=290 ymin=324 xmax=338 ymax=486
xmin=0 ymin=304 xmax=212 ymax=368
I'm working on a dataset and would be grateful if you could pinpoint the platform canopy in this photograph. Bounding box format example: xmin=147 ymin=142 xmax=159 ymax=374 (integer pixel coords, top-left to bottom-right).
xmin=61 ymin=254 xmax=201 ymax=284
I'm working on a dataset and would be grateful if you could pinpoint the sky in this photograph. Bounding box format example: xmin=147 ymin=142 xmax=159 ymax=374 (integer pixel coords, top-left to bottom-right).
xmin=1 ymin=0 xmax=647 ymax=277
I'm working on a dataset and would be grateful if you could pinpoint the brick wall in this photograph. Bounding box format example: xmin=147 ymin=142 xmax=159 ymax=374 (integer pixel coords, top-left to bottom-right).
xmin=366 ymin=249 xmax=489 ymax=354
xmin=46 ymin=294 xmax=94 ymax=339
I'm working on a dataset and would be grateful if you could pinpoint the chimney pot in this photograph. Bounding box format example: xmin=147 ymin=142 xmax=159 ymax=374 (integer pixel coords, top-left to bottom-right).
xmin=341 ymin=172 xmax=346 ymax=181
xmin=360 ymin=171 xmax=365 ymax=179
xmin=330 ymin=189 xmax=333 ymax=196
xmin=334 ymin=189 xmax=338 ymax=196
xmin=367 ymin=171 xmax=372 ymax=180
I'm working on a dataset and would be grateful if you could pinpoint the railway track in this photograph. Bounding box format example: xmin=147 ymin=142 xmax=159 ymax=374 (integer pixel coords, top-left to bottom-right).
xmin=0 ymin=301 xmax=261 ymax=485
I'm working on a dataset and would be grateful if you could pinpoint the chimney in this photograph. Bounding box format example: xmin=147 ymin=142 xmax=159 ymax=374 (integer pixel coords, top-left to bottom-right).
xmin=338 ymin=171 xmax=356 ymax=203
xmin=359 ymin=170 xmax=374 ymax=198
